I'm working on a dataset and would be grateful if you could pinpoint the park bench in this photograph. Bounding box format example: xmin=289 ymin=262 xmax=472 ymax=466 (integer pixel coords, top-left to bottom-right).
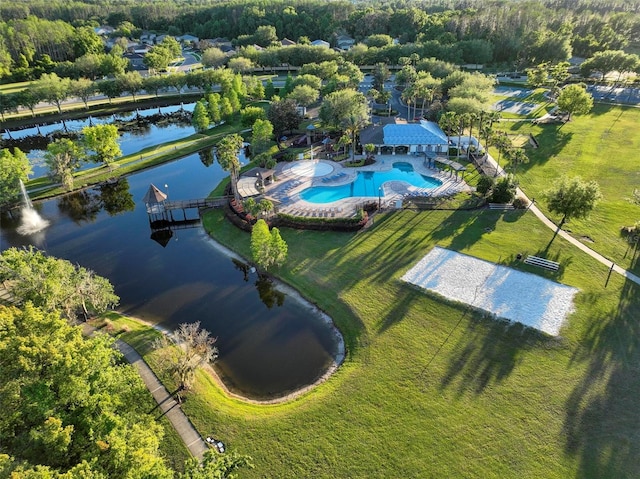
xmin=524 ymin=255 xmax=560 ymax=271
xmin=488 ymin=203 xmax=515 ymax=210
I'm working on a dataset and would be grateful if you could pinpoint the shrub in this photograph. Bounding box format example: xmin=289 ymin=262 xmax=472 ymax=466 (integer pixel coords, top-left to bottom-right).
xmin=489 ymin=174 xmax=517 ymax=204
xmin=512 ymin=196 xmax=529 ymax=209
xmin=476 ymin=175 xmax=495 ymax=196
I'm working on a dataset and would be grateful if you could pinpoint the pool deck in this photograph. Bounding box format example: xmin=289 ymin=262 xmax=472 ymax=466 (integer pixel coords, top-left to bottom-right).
xmin=263 ymin=155 xmax=471 ymax=218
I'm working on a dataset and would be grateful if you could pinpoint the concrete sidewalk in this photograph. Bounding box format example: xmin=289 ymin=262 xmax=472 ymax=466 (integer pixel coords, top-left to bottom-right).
xmin=82 ymin=325 xmax=209 ymax=460
xmin=478 ymin=154 xmax=640 ymax=287
xmin=115 ymin=340 xmax=209 ymax=460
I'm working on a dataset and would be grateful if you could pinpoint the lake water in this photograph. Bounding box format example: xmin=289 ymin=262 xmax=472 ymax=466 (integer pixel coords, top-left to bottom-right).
xmin=0 ymin=147 xmax=341 ymax=400
xmin=3 ymin=103 xmax=197 ymax=179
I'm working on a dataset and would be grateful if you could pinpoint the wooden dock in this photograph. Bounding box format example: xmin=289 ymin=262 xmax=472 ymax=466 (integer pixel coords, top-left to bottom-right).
xmin=146 ymin=197 xmax=229 ymax=215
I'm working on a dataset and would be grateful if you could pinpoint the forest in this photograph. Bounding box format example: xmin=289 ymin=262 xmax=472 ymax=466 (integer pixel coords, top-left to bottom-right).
xmin=1 ymin=0 xmax=639 ymax=83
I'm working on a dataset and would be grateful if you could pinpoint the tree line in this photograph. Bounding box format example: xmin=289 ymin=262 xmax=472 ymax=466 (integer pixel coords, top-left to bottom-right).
xmin=0 ymin=246 xmax=253 ymax=478
xmin=1 ymin=0 xmax=640 ymax=83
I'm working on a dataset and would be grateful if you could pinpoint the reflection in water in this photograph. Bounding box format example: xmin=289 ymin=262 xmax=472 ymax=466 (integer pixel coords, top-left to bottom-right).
xmin=1 ymin=153 xmax=341 ymax=400
xmin=231 ymin=258 xmax=286 ymax=309
xmin=149 ymin=218 xmax=202 ymax=248
xmin=150 ymin=228 xmax=174 ymax=248
xmin=255 ymin=275 xmax=285 ymax=309
xmin=98 ymin=179 xmax=135 ymax=216
xmin=199 ymin=147 xmax=215 ymax=167
xmin=232 ymin=258 xmax=250 ymax=281
xmin=58 ymin=178 xmax=134 ymax=223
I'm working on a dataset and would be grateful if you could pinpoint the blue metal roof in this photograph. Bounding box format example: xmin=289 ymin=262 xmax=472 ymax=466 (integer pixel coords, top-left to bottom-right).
xmin=383 ymin=121 xmax=447 ymax=146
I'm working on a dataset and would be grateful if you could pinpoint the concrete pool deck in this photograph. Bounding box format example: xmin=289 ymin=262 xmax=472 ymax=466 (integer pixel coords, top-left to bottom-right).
xmin=264 ymin=155 xmax=471 ymax=217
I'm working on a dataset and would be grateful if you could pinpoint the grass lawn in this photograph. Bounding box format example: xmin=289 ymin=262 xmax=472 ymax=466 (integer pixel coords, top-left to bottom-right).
xmin=0 ymin=81 xmax=32 ymax=94
xmin=91 ymin=313 xmax=192 ymax=471
xmin=492 ymin=103 xmax=640 ymax=273
xmin=115 ymin=206 xmax=636 ymax=479
xmin=27 ymin=120 xmax=243 ymax=199
xmin=19 ymin=82 xmax=640 ymax=476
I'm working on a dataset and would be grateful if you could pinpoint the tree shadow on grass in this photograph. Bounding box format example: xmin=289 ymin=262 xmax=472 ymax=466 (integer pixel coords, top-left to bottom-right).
xmin=563 ymin=278 xmax=640 ymax=478
xmin=376 ymin=285 xmax=423 ymax=335
xmin=430 ymin=209 xmax=502 ymax=253
xmin=435 ymin=311 xmax=556 ymax=397
xmin=516 ymin=127 xmax=573 ymax=173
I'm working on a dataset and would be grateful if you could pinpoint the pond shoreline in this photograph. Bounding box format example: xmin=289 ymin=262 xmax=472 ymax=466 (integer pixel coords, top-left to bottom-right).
xmin=3 ymin=93 xmax=202 ymax=130
xmin=199 ymin=233 xmax=346 ymax=405
xmin=109 ymin=232 xmax=345 ymax=405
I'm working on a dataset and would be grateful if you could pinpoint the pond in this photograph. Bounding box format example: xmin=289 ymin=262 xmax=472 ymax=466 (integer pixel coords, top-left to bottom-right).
xmin=3 ymin=103 xmax=198 ymax=179
xmin=0 ymin=150 xmax=342 ymax=401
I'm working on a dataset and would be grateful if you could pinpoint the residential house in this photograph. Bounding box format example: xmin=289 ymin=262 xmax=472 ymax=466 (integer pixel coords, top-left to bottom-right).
xmin=310 ymin=39 xmax=330 ymax=48
xmin=94 ymin=25 xmax=115 ymax=36
xmin=123 ymin=52 xmax=147 ymax=71
xmin=335 ymin=34 xmax=355 ymax=50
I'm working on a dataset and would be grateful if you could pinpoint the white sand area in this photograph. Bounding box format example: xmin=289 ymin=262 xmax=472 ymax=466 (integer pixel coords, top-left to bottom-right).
xmin=401 ymin=247 xmax=579 ymax=336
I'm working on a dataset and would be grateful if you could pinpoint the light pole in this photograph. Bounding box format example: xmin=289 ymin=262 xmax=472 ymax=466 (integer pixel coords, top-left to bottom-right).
xmin=378 ymin=187 xmax=382 ymax=209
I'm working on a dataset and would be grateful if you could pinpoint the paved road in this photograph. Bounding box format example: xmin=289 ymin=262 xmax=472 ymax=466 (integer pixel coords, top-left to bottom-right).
xmin=82 ymin=325 xmax=209 ymax=460
xmin=480 ymin=155 xmax=640 ymax=287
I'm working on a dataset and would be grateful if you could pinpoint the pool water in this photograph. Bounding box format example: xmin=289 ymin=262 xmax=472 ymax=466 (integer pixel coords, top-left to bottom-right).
xmin=299 ymin=162 xmax=442 ymax=203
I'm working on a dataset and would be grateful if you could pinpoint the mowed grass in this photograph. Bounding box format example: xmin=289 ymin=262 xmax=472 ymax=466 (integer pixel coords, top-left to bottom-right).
xmin=492 ymin=104 xmax=640 ymax=273
xmin=186 ymin=207 xmax=640 ymax=478
xmin=92 ymin=312 xmax=192 ymax=470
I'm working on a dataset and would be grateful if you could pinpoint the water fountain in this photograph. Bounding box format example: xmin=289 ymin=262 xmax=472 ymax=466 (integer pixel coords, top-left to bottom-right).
xmin=16 ymin=179 xmax=49 ymax=235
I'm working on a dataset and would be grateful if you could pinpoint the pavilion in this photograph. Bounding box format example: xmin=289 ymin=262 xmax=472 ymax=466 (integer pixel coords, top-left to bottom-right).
xmin=359 ymin=119 xmax=449 ymax=156
xmin=237 ymin=167 xmax=276 ymax=198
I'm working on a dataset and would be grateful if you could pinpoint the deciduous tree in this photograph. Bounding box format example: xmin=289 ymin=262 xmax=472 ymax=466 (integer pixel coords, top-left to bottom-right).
xmin=288 ymin=84 xmax=319 ymax=107
xmin=201 ymin=47 xmax=227 ymax=68
xmin=34 ymin=73 xmax=71 ymax=114
xmin=179 ymin=450 xmax=253 ymax=479
xmin=0 ymin=148 xmax=32 ymax=207
xmin=544 ymin=175 xmax=602 ymax=229
xmin=0 ymin=246 xmax=119 ymax=320
xmin=116 ymin=71 xmax=144 ymax=102
xmin=267 ymin=98 xmax=302 ymax=141
xmin=251 ymin=119 xmax=274 ymax=156
xmin=250 ymin=219 xmax=288 ymax=271
xmin=319 ymin=89 xmax=368 ymax=130
xmin=82 ymin=124 xmax=122 ymax=170
xmin=557 ymin=84 xmax=593 ymax=121
xmin=70 ymin=77 xmax=96 ymax=109
xmin=240 ymin=105 xmax=266 ymax=127
xmin=44 ymin=138 xmax=84 ymax=191
xmin=0 ymin=303 xmax=171 ymax=478
xmin=154 ymin=321 xmax=218 ymax=394
xmin=192 ymin=100 xmax=210 ymax=133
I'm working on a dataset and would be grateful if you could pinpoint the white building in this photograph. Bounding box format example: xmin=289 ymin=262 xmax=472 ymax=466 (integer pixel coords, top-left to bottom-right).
xmin=360 ymin=120 xmax=449 ymax=156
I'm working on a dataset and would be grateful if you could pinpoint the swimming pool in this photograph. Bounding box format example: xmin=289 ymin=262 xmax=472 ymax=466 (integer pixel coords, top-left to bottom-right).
xmin=299 ymin=162 xmax=442 ymax=204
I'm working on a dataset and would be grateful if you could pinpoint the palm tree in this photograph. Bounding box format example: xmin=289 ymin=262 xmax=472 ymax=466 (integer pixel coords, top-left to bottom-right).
xmin=466 ymin=112 xmax=479 ymax=159
xmin=505 ymin=147 xmax=529 ymax=175
xmin=402 ymin=86 xmax=417 ymax=121
xmin=377 ymin=90 xmax=391 ymax=116
xmin=439 ymin=111 xmax=458 ymax=159
xmin=216 ymin=133 xmax=244 ymax=202
xmin=342 ymin=114 xmax=367 ymax=161
xmin=492 ymin=132 xmax=512 ymax=177
xmin=482 ymin=111 xmax=501 ymax=153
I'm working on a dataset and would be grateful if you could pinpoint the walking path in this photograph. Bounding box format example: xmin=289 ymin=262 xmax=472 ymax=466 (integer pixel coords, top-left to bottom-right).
xmin=479 ymin=154 xmax=640 ymax=287
xmin=82 ymin=325 xmax=209 ymax=460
